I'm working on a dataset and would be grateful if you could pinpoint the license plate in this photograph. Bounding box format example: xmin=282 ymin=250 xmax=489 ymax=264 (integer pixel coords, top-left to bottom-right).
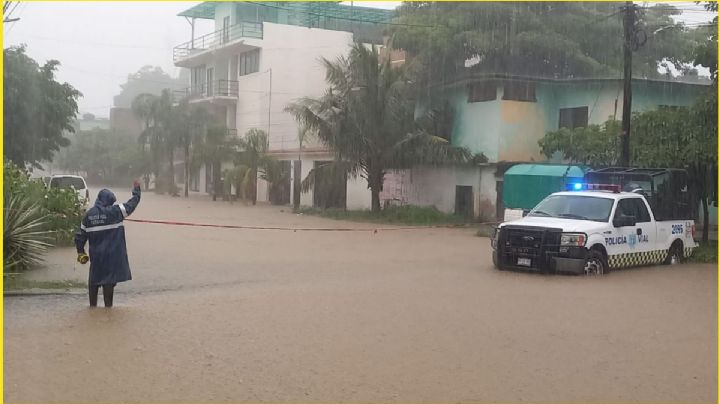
xmin=517 ymin=258 xmax=531 ymax=267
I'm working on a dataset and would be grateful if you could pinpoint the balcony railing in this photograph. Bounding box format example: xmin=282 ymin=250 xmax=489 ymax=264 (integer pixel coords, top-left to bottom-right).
xmin=173 ymin=22 xmax=263 ymax=63
xmin=174 ymin=80 xmax=239 ymax=101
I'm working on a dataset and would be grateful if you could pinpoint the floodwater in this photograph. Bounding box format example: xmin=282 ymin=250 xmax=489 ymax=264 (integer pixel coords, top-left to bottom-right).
xmin=5 ymin=191 xmax=718 ymax=403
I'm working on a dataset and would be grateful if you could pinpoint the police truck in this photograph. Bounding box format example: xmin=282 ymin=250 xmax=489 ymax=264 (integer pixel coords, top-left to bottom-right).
xmin=491 ymin=168 xmax=698 ymax=275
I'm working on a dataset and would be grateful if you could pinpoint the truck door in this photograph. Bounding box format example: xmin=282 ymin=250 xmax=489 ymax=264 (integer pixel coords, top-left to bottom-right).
xmin=612 ymin=197 xmax=657 ymax=257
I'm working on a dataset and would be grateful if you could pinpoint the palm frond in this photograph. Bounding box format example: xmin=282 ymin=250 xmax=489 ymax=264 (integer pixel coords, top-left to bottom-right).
xmin=300 ymin=160 xmax=359 ymax=193
xmin=3 ymin=194 xmax=52 ymax=271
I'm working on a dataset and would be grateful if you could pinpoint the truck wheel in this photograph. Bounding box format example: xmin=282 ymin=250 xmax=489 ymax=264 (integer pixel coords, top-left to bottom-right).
xmin=584 ymin=250 xmax=608 ymax=276
xmin=664 ymin=242 xmax=684 ymax=265
xmin=492 ymin=252 xmax=503 ymax=270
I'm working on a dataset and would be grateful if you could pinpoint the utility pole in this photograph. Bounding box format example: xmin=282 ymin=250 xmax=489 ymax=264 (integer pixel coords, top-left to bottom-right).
xmin=267 ymin=68 xmax=272 ymax=149
xmin=3 ymin=1 xmax=20 ymax=23
xmin=620 ymin=1 xmax=634 ymax=167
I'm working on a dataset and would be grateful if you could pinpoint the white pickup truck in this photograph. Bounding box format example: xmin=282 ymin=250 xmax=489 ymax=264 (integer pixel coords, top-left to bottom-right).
xmin=491 ymin=185 xmax=697 ymax=275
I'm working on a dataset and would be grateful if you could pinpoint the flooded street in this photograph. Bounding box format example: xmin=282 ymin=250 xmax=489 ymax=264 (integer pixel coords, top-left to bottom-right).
xmin=5 ymin=192 xmax=717 ymax=403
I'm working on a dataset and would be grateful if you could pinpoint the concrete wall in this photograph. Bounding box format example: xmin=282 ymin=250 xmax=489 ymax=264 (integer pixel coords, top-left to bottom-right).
xmin=214 ymin=3 xmax=233 ymax=31
xmin=234 ymin=22 xmax=353 ymax=151
xmin=346 ymin=176 xmax=370 ymax=210
xmin=109 ymin=107 xmax=143 ymax=137
xmin=380 ymin=165 xmax=499 ymax=219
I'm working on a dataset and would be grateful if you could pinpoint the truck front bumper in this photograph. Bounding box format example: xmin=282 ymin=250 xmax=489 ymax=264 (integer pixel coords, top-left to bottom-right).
xmin=493 ymin=247 xmax=588 ymax=275
xmin=551 ymin=256 xmax=586 ymax=275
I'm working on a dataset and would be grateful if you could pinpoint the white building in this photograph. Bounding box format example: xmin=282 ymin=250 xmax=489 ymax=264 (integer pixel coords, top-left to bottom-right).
xmin=173 ymin=1 xmax=396 ymax=209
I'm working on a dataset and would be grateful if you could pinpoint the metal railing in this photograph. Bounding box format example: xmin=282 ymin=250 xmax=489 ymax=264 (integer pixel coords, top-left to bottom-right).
xmin=174 ymin=80 xmax=240 ymax=101
xmin=173 ymin=22 xmax=263 ymax=63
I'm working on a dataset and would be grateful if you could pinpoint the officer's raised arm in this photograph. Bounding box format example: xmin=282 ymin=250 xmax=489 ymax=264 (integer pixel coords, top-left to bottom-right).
xmin=116 ymin=180 xmax=142 ymax=220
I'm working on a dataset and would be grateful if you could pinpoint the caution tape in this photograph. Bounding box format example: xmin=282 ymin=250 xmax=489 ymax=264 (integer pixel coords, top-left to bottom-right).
xmin=125 ymin=218 xmax=500 ymax=232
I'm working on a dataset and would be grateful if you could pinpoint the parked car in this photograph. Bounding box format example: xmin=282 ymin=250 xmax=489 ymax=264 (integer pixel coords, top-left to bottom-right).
xmin=491 ymin=183 xmax=697 ymax=275
xmin=48 ymin=175 xmax=90 ymax=206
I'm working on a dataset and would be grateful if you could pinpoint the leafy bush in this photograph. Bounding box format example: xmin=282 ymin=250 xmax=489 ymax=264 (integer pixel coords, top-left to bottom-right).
xmin=4 ymin=161 xmax=84 ymax=247
xmin=688 ymin=242 xmax=718 ymax=263
xmin=3 ymin=193 xmax=51 ymax=272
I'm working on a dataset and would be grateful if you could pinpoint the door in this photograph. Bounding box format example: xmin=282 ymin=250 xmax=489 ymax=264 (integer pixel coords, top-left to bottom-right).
xmin=612 ymin=197 xmax=657 ymax=258
xmin=206 ymin=68 xmax=214 ymax=97
xmin=455 ymin=186 xmax=473 ymax=218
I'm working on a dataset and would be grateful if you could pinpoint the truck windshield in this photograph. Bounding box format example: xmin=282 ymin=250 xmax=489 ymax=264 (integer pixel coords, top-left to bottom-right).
xmin=529 ymin=195 xmax=614 ymax=222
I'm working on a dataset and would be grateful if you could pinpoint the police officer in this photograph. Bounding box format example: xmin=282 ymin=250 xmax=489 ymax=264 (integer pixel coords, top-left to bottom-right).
xmin=75 ymin=180 xmax=141 ymax=307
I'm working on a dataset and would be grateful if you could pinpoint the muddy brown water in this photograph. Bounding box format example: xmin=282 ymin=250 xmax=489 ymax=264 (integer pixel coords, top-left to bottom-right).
xmin=5 ymin=191 xmax=717 ymax=403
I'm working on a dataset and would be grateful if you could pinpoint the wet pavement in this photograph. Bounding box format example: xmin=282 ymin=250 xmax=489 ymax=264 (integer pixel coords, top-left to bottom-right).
xmin=5 ymin=191 xmax=718 ymax=403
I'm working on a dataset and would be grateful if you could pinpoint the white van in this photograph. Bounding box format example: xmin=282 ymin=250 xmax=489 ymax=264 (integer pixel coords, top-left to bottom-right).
xmin=48 ymin=175 xmax=90 ymax=206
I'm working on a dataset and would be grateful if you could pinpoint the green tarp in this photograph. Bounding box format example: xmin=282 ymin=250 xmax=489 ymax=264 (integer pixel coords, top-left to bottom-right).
xmin=503 ymin=164 xmax=588 ymax=210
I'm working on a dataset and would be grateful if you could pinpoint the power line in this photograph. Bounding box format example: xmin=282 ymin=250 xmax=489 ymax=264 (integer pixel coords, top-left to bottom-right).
xmin=3 ymin=0 xmax=24 ymax=33
xmin=9 ymin=32 xmax=172 ymax=51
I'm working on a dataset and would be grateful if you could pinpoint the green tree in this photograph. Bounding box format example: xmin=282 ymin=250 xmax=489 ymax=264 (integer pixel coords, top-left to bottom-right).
xmin=114 ymin=65 xmax=187 ymax=108
xmin=539 ymin=119 xmax=621 ymax=167
xmin=540 ymin=108 xmax=716 ymax=242
xmin=392 ymin=2 xmax=708 ymax=87
xmin=3 ymin=45 xmax=81 ymax=168
xmin=131 ymin=92 xmax=161 ymax=185
xmin=55 ymin=128 xmax=146 ymax=185
xmin=174 ymin=102 xmax=213 ymax=198
xmin=286 ymin=42 xmax=472 ymax=212
xmin=132 ymin=90 xmax=176 ymax=193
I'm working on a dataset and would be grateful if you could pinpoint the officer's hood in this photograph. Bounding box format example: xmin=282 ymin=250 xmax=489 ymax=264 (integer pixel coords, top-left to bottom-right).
xmin=95 ymin=189 xmax=117 ymax=207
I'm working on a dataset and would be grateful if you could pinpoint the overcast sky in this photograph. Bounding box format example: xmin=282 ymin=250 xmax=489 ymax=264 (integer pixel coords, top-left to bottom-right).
xmin=3 ymin=2 xmax=714 ymax=118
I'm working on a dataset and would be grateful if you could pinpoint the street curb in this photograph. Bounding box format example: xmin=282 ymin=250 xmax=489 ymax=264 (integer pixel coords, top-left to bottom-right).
xmin=4 ymin=289 xmax=86 ymax=297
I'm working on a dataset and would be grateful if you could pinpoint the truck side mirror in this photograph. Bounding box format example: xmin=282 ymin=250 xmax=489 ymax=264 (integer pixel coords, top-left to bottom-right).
xmin=613 ymin=215 xmax=637 ymax=228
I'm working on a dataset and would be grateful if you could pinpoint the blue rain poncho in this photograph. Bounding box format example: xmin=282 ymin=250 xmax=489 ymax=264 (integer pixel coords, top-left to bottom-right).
xmin=75 ymin=186 xmax=141 ymax=286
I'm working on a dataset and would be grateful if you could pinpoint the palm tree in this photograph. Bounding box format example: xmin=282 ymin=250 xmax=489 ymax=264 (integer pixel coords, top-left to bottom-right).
xmin=197 ymin=124 xmax=238 ymax=201
xmin=223 ymin=165 xmax=252 ymax=202
xmin=285 ymin=42 xmax=473 ymax=212
xmin=131 ymin=93 xmax=159 ymax=188
xmin=183 ymin=106 xmax=212 ymax=197
xmin=293 ymin=126 xmax=314 ymax=210
xmin=154 ymin=90 xmax=177 ymax=195
xmin=261 ymin=157 xmax=291 ymax=205
xmin=237 ymin=128 xmax=268 ymax=205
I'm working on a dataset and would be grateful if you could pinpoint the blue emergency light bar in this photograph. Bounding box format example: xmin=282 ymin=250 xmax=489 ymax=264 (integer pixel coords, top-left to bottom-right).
xmin=565 ymin=183 xmax=621 ymax=193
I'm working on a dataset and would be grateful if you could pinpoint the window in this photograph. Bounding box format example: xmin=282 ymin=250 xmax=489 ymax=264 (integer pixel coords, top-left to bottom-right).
xmin=467 ymin=82 xmax=496 ymax=103
xmin=50 ymin=177 xmax=86 ymax=190
xmin=558 ymin=106 xmax=589 ymax=129
xmin=239 ymin=49 xmax=260 ymax=76
xmin=529 ymin=195 xmax=614 ymax=222
xmin=502 ymin=81 xmax=536 ymax=102
xmin=658 ymin=105 xmax=688 ymax=112
xmin=614 ymin=198 xmax=651 ymax=223
xmin=191 ymin=66 xmax=205 ymax=94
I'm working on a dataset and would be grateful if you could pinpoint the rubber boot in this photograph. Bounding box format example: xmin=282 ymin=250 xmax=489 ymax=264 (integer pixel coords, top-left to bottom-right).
xmin=103 ymin=284 xmax=115 ymax=307
xmin=89 ymin=285 xmax=99 ymax=307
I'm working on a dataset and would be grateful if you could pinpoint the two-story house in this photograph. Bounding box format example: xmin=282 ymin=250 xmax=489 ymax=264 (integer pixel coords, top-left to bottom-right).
xmin=380 ymin=73 xmax=711 ymax=220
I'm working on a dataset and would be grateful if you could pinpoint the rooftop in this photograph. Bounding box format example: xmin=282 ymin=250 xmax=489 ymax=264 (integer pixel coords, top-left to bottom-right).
xmin=178 ymin=1 xmax=396 ymax=24
xmin=433 ymin=72 xmax=712 ymax=91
